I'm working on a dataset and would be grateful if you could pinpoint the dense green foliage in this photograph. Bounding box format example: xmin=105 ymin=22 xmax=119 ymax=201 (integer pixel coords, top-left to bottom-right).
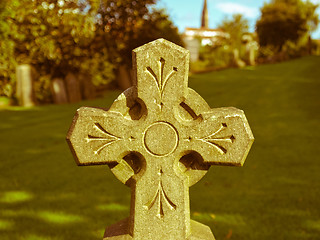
xmin=218 ymin=14 xmax=249 ymax=51
xmin=0 ymin=0 xmax=182 ymax=102
xmin=194 ymin=14 xmax=250 ymax=71
xmin=0 ymin=56 xmax=320 ymax=239
xmin=96 ymin=1 xmax=183 ymax=66
xmin=195 ymin=43 xmax=233 ymax=70
xmin=0 ymin=0 xmax=17 ymax=98
xmin=0 ymin=0 xmax=115 ymax=101
xmin=256 ymin=0 xmax=319 ymax=52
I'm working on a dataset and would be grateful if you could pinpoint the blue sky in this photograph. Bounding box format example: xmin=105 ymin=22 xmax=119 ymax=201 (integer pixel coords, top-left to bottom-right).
xmin=155 ymin=0 xmax=320 ymax=39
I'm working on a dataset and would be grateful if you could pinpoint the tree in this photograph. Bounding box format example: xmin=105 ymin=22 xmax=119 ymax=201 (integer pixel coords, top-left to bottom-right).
xmin=0 ymin=0 xmax=18 ymax=98
xmin=218 ymin=14 xmax=249 ymax=67
xmin=218 ymin=14 xmax=249 ymax=50
xmin=1 ymin=0 xmax=183 ymax=100
xmin=94 ymin=1 xmax=183 ymax=88
xmin=95 ymin=1 xmax=183 ymax=66
xmin=121 ymin=7 xmax=184 ymax=65
xmin=256 ymin=0 xmax=319 ymax=51
xmin=0 ymin=0 xmax=115 ymax=102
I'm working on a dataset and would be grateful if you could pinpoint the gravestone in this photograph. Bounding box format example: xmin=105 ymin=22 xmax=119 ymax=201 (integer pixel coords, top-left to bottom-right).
xmin=51 ymin=78 xmax=68 ymax=104
xmin=16 ymin=64 xmax=36 ymax=106
xmin=232 ymin=49 xmax=246 ymax=68
xmin=65 ymin=72 xmax=82 ymax=102
xmin=79 ymin=73 xmax=96 ymax=99
xmin=67 ymin=39 xmax=254 ymax=239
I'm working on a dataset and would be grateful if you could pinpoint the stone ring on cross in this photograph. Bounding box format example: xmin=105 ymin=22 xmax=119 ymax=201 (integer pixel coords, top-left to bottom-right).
xmin=67 ymin=39 xmax=254 ymax=240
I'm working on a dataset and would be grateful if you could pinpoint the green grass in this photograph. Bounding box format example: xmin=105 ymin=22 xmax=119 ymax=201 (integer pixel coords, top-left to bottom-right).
xmin=1 ymin=56 xmax=320 ymax=240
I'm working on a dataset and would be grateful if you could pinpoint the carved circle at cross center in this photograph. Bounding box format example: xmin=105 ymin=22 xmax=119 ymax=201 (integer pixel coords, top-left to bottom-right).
xmin=143 ymin=121 xmax=179 ymax=156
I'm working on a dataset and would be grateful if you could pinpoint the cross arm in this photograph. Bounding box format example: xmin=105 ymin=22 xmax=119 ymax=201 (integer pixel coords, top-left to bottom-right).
xmin=187 ymin=107 xmax=254 ymax=166
xmin=66 ymin=107 xmax=135 ymax=166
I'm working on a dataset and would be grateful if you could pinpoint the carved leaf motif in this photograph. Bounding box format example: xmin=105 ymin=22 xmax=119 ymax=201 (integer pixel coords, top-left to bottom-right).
xmin=144 ymin=170 xmax=176 ymax=219
xmin=146 ymin=57 xmax=178 ymax=103
xmin=86 ymin=122 xmax=121 ymax=155
xmin=197 ymin=123 xmax=235 ymax=155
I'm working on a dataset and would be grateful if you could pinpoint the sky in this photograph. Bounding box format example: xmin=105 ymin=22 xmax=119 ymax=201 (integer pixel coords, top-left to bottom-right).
xmin=155 ymin=0 xmax=320 ymax=39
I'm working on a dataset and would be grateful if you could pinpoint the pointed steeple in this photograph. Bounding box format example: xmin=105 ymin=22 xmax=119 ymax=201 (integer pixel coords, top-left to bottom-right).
xmin=201 ymin=0 xmax=209 ymax=29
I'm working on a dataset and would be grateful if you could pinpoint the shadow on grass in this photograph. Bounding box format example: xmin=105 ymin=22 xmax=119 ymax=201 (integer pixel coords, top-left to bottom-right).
xmin=0 ymin=92 xmax=130 ymax=240
xmin=0 ymin=188 xmax=130 ymax=239
xmin=1 ymin=57 xmax=320 ymax=239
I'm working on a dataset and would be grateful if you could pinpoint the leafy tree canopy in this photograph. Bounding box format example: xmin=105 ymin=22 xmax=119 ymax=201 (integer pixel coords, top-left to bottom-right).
xmin=256 ymin=0 xmax=319 ymax=51
xmin=218 ymin=14 xmax=249 ymax=49
xmin=0 ymin=0 xmax=183 ymax=101
xmin=96 ymin=1 xmax=183 ymax=66
xmin=1 ymin=0 xmax=112 ymax=100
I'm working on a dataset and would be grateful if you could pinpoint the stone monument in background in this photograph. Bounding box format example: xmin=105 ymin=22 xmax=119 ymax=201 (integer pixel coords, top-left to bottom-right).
xmin=65 ymin=73 xmax=82 ymax=103
xmin=16 ymin=64 xmax=36 ymax=107
xmin=67 ymin=39 xmax=254 ymax=239
xmin=52 ymin=78 xmax=68 ymax=104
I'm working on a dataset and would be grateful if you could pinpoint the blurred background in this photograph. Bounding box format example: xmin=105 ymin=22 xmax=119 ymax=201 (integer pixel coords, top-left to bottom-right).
xmin=0 ymin=1 xmax=320 ymax=240
xmin=0 ymin=0 xmax=319 ymax=105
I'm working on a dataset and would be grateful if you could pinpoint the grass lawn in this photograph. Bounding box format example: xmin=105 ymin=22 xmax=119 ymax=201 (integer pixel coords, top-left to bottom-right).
xmin=1 ymin=56 xmax=320 ymax=240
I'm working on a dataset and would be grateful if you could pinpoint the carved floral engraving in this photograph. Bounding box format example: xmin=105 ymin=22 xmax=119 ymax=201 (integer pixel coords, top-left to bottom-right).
xmin=144 ymin=170 xmax=176 ymax=219
xmin=86 ymin=122 xmax=121 ymax=155
xmin=196 ymin=123 xmax=235 ymax=155
xmin=146 ymin=57 xmax=177 ymax=104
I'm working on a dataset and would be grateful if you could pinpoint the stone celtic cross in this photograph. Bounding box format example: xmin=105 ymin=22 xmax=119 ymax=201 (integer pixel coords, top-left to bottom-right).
xmin=67 ymin=39 xmax=254 ymax=240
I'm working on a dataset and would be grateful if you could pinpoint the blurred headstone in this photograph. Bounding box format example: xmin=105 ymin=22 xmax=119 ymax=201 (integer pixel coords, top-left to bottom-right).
xmin=79 ymin=74 xmax=96 ymax=99
xmin=65 ymin=73 xmax=81 ymax=102
xmin=233 ymin=49 xmax=246 ymax=68
xmin=67 ymin=39 xmax=254 ymax=240
xmin=248 ymin=43 xmax=256 ymax=66
xmin=16 ymin=64 xmax=36 ymax=106
xmin=52 ymin=78 xmax=68 ymax=104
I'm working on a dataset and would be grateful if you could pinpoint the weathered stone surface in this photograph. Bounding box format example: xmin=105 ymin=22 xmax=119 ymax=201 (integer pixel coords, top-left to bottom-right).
xmin=67 ymin=39 xmax=254 ymax=240
xmin=16 ymin=64 xmax=36 ymax=107
xmin=52 ymin=78 xmax=68 ymax=104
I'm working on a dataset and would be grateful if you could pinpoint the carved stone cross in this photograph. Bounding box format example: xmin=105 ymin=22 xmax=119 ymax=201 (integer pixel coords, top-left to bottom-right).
xmin=67 ymin=39 xmax=254 ymax=240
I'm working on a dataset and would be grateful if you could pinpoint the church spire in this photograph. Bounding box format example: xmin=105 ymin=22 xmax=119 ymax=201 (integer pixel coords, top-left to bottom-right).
xmin=201 ymin=0 xmax=209 ymax=29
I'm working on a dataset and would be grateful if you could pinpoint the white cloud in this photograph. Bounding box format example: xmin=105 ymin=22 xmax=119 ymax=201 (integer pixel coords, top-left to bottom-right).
xmin=216 ymin=2 xmax=259 ymax=18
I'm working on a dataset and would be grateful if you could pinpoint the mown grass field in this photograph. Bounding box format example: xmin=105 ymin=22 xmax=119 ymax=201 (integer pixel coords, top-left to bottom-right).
xmin=0 ymin=56 xmax=320 ymax=240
